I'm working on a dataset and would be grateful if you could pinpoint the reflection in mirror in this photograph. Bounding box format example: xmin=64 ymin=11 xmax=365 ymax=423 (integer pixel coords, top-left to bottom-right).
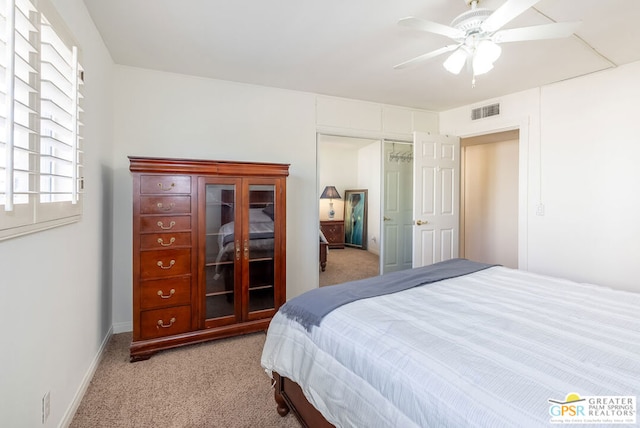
xmin=317 ymin=134 xmax=381 ymax=286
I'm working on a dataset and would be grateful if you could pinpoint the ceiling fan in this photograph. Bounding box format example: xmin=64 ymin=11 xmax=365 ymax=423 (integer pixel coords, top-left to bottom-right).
xmin=395 ymin=0 xmax=580 ymax=82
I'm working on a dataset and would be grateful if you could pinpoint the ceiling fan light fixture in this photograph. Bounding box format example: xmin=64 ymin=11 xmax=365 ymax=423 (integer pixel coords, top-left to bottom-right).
xmin=443 ymin=48 xmax=468 ymax=75
xmin=477 ymin=40 xmax=502 ymax=63
xmin=472 ymin=40 xmax=501 ymax=75
xmin=396 ymin=0 xmax=579 ymax=83
xmin=472 ymin=57 xmax=494 ymax=75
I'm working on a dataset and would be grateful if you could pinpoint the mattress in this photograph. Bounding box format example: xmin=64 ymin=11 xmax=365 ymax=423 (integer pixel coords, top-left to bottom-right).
xmin=261 ymin=266 xmax=640 ymax=427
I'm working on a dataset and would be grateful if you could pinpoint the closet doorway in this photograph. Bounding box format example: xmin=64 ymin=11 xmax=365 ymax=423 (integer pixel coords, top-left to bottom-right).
xmin=460 ymin=130 xmax=519 ymax=268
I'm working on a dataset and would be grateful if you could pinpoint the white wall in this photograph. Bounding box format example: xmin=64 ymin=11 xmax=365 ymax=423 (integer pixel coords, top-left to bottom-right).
xmin=441 ymin=61 xmax=640 ymax=294
xmin=0 ymin=0 xmax=115 ymax=426
xmin=357 ymin=142 xmax=381 ymax=254
xmin=318 ymin=140 xmax=359 ymax=221
xmin=111 ymin=67 xmax=319 ymax=330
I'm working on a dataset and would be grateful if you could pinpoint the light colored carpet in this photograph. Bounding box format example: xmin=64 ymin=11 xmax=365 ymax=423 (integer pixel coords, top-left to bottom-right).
xmin=320 ymin=246 xmax=379 ymax=287
xmin=70 ymin=332 xmax=301 ymax=428
xmin=71 ymin=248 xmax=378 ymax=427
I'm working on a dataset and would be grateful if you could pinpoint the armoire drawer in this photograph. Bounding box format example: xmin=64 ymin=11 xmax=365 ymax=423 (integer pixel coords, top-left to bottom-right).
xmin=140 ymin=215 xmax=191 ymax=233
xmin=140 ymin=305 xmax=191 ymax=339
xmin=140 ymin=249 xmax=191 ymax=279
xmin=140 ymin=175 xmax=191 ymax=194
xmin=140 ymin=232 xmax=191 ymax=250
xmin=140 ymin=277 xmax=191 ymax=310
xmin=140 ymin=196 xmax=191 ymax=214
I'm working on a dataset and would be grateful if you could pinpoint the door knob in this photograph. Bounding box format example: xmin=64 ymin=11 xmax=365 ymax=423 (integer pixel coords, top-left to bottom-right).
xmin=415 ymin=220 xmax=428 ymax=225
xmin=383 ymin=216 xmax=392 ymax=221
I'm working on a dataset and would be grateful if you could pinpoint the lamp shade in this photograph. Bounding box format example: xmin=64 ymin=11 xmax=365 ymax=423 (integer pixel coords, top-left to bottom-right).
xmin=320 ymin=186 xmax=341 ymax=200
xmin=443 ymin=48 xmax=468 ymax=75
xmin=472 ymin=40 xmax=501 ymax=76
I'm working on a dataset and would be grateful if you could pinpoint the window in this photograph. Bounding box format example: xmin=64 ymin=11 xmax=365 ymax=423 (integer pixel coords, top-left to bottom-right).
xmin=0 ymin=0 xmax=84 ymax=240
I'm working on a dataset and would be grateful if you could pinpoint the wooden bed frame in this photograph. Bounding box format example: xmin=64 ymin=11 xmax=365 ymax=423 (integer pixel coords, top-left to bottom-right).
xmin=273 ymin=372 xmax=334 ymax=427
xmin=319 ymin=241 xmax=328 ymax=272
xmin=278 ymin=240 xmax=326 ymax=426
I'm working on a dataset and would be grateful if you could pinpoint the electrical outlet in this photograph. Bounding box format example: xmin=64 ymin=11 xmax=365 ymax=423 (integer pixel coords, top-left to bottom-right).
xmin=42 ymin=391 xmax=50 ymax=424
xmin=536 ymin=203 xmax=545 ymax=216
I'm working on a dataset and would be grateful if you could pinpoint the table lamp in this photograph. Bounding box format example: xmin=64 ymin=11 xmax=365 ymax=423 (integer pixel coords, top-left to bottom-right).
xmin=320 ymin=186 xmax=341 ymax=220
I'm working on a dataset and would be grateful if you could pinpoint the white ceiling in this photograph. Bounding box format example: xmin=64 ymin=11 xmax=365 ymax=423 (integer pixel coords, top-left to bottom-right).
xmin=82 ymin=0 xmax=640 ymax=111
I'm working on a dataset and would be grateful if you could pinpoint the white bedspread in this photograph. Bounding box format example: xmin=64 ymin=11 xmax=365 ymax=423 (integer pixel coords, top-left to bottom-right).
xmin=261 ymin=266 xmax=640 ymax=427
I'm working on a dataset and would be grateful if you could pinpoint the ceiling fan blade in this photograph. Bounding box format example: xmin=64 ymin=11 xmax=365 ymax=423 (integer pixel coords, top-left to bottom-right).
xmin=481 ymin=0 xmax=542 ymax=33
xmin=394 ymin=45 xmax=460 ymax=70
xmin=493 ymin=21 xmax=580 ymax=43
xmin=398 ymin=17 xmax=465 ymax=40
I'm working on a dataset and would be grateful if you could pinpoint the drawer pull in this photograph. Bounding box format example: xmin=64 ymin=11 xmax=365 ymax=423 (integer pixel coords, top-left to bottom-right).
xmin=157 ymin=317 xmax=176 ymax=328
xmin=157 ymin=237 xmax=176 ymax=247
xmin=157 ymin=260 xmax=176 ymax=269
xmin=158 ymin=182 xmax=175 ymax=191
xmin=156 ymin=202 xmax=175 ymax=211
xmin=157 ymin=220 xmax=176 ymax=230
xmin=157 ymin=289 xmax=176 ymax=299
xmin=235 ymin=240 xmax=241 ymax=260
xmin=244 ymin=239 xmax=249 ymax=260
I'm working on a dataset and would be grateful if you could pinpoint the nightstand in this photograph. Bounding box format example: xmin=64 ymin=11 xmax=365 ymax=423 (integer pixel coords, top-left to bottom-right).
xmin=320 ymin=220 xmax=345 ymax=249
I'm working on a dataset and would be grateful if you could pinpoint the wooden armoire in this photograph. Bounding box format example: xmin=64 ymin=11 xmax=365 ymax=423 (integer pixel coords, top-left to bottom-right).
xmin=129 ymin=156 xmax=288 ymax=361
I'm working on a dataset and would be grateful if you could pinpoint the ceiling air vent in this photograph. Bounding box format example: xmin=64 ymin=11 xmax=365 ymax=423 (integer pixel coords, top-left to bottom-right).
xmin=471 ymin=103 xmax=500 ymax=120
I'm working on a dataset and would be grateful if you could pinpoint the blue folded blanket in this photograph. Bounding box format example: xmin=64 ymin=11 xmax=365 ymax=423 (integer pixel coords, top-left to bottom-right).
xmin=280 ymin=258 xmax=496 ymax=331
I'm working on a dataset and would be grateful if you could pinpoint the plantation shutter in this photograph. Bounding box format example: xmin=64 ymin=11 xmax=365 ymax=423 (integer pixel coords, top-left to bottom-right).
xmin=0 ymin=0 xmax=39 ymax=229
xmin=38 ymin=11 xmax=83 ymax=221
xmin=0 ymin=0 xmax=84 ymax=240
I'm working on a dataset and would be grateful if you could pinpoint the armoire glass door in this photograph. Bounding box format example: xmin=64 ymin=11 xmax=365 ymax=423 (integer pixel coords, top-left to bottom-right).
xmin=246 ymin=184 xmax=276 ymax=315
xmin=203 ymin=182 xmax=238 ymax=323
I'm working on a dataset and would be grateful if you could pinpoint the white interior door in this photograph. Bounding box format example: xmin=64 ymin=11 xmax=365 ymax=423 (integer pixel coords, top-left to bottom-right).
xmin=412 ymin=132 xmax=460 ymax=267
xmin=382 ymin=141 xmax=413 ymax=273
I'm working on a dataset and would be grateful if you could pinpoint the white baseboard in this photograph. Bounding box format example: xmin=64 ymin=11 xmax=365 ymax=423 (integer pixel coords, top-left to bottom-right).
xmin=113 ymin=321 xmax=132 ymax=334
xmin=59 ymin=326 xmax=113 ymax=428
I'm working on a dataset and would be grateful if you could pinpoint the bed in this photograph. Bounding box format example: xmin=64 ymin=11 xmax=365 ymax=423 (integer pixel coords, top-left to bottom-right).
xmin=320 ymin=241 xmax=328 ymax=272
xmin=320 ymin=229 xmax=329 ymax=272
xmin=261 ymin=259 xmax=640 ymax=427
xmin=208 ymin=207 xmax=275 ymax=302
xmin=211 ymin=208 xmax=275 ymax=267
